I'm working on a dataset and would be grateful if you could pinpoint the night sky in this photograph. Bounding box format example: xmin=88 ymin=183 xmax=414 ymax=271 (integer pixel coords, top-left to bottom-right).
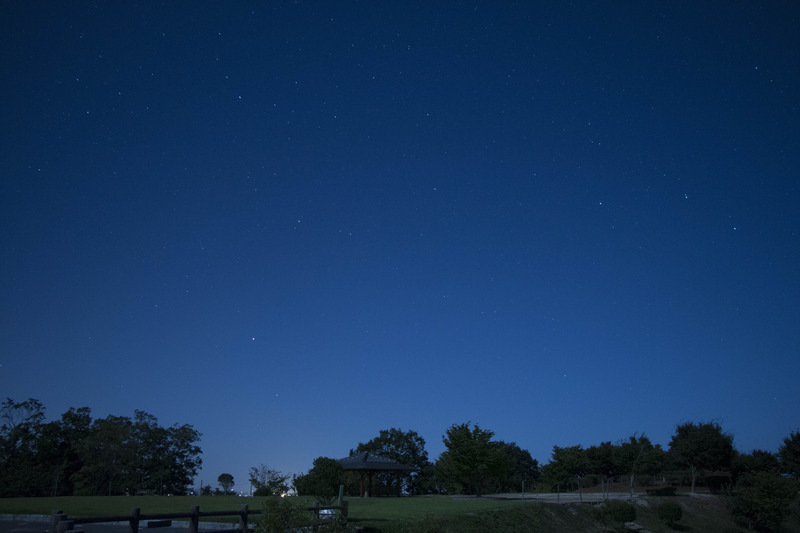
xmin=2 ymin=2 xmax=799 ymax=492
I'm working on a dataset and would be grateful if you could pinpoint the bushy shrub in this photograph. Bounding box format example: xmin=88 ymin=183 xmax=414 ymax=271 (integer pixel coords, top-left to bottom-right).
xmin=256 ymin=497 xmax=305 ymax=533
xmin=658 ymin=501 xmax=683 ymax=525
xmin=728 ymin=472 xmax=798 ymax=532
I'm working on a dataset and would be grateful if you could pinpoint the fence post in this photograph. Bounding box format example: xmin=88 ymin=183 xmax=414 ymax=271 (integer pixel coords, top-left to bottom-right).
xmin=239 ymin=504 xmax=248 ymax=531
xmin=57 ymin=519 xmax=74 ymax=533
xmin=341 ymin=501 xmax=348 ymax=525
xmin=129 ymin=507 xmax=140 ymax=533
xmin=51 ymin=511 xmax=65 ymax=533
xmin=189 ymin=506 xmax=199 ymax=533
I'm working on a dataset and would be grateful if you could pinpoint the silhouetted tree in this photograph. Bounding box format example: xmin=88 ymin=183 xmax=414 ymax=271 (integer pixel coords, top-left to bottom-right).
xmin=617 ymin=434 xmax=665 ymax=496
xmin=585 ymin=441 xmax=618 ymax=497
xmin=0 ymin=398 xmax=45 ymax=496
xmin=779 ymin=431 xmax=800 ymax=480
xmin=350 ymin=427 xmax=430 ymax=495
xmin=487 ymin=441 xmax=539 ymax=493
xmin=438 ymin=422 xmax=503 ymax=497
xmin=218 ymin=472 xmax=234 ymax=492
xmin=543 ymin=445 xmax=588 ymax=493
xmin=1 ymin=399 xmax=202 ymax=497
xmin=54 ymin=407 xmax=93 ymax=495
xmin=162 ymin=422 xmax=202 ymax=494
xmin=293 ymin=457 xmax=344 ymax=501
xmin=249 ymin=464 xmax=290 ymax=496
xmin=669 ymin=421 xmax=734 ymax=493
xmin=732 ymin=450 xmax=780 ymax=485
xmin=74 ymin=415 xmax=133 ymax=495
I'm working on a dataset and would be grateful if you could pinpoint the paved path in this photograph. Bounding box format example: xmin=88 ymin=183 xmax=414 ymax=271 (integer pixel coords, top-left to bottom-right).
xmin=0 ymin=518 xmax=61 ymax=533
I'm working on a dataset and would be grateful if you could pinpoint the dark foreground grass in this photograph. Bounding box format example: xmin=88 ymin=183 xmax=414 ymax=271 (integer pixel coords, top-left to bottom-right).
xmin=347 ymin=495 xmax=530 ymax=522
xmin=2 ymin=494 xmax=799 ymax=533
xmin=0 ymin=495 xmax=256 ymax=521
xmin=350 ymin=495 xmax=800 ymax=533
xmin=350 ymin=502 xmax=602 ymax=533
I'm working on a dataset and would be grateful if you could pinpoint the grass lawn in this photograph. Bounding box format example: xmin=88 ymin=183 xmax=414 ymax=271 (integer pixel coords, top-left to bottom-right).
xmin=0 ymin=495 xmax=532 ymax=526
xmin=0 ymin=495 xmax=523 ymax=518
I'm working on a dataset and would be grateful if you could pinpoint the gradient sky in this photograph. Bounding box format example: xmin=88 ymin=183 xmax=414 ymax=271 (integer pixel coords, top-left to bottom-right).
xmin=2 ymin=1 xmax=799 ymax=492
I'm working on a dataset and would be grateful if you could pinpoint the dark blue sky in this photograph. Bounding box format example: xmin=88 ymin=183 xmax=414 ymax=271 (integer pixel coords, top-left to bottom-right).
xmin=2 ymin=1 xmax=799 ymax=492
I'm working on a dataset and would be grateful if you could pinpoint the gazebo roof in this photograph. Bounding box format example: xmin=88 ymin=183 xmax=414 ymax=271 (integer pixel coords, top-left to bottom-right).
xmin=337 ymin=452 xmax=415 ymax=472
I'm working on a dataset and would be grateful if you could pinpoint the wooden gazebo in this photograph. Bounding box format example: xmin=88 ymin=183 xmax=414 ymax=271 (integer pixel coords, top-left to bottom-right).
xmin=337 ymin=452 xmax=415 ymax=497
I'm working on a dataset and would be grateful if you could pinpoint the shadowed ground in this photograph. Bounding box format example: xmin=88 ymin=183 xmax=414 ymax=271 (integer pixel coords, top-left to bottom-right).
xmin=0 ymin=517 xmax=234 ymax=533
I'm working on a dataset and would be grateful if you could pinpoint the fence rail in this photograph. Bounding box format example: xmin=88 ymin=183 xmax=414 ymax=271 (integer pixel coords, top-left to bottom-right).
xmin=51 ymin=503 xmax=348 ymax=533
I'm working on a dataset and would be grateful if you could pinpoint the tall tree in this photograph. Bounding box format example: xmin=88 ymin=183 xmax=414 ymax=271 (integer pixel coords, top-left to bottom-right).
xmin=293 ymin=457 xmax=344 ymax=501
xmin=438 ymin=422 xmax=503 ymax=497
xmin=616 ymin=434 xmax=665 ymax=496
xmin=74 ymin=415 xmax=134 ymax=496
xmin=543 ymin=445 xmax=588 ymax=492
xmin=778 ymin=431 xmax=800 ymax=480
xmin=487 ymin=441 xmax=539 ymax=493
xmin=669 ymin=421 xmax=734 ymax=493
xmin=30 ymin=420 xmax=66 ymax=496
xmin=0 ymin=399 xmax=201 ymax=496
xmin=162 ymin=423 xmax=202 ymax=494
xmin=351 ymin=428 xmax=430 ymax=495
xmin=0 ymin=398 xmax=45 ymax=496
xmin=732 ymin=450 xmax=780 ymax=486
xmin=249 ymin=464 xmax=290 ymax=496
xmin=54 ymin=407 xmax=93 ymax=495
xmin=129 ymin=411 xmax=165 ymax=493
xmin=585 ymin=441 xmax=618 ymax=497
xmin=218 ymin=472 xmax=234 ymax=492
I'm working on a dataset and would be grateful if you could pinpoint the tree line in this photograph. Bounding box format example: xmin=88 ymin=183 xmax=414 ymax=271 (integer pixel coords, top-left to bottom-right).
xmin=292 ymin=425 xmax=540 ymax=499
xmin=290 ymin=422 xmax=799 ymax=528
xmin=0 ymin=398 xmax=202 ymax=497
xmin=207 ymin=468 xmax=291 ymax=497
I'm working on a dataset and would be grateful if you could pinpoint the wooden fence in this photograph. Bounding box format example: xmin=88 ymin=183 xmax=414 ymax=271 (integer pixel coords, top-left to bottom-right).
xmin=51 ymin=503 xmax=348 ymax=533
